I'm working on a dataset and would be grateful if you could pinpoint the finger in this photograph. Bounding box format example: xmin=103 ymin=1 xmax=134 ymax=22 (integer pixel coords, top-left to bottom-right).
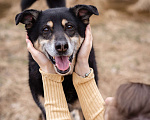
xmin=88 ymin=25 xmax=93 ymax=42
xmin=84 ymin=25 xmax=92 ymax=45
xmin=105 ymin=97 xmax=115 ymax=106
xmin=26 ymin=34 xmax=29 ymax=39
xmin=84 ymin=25 xmax=93 ymax=49
xmin=85 ymin=24 xmax=91 ymax=39
xmin=26 ymin=38 xmax=39 ymax=56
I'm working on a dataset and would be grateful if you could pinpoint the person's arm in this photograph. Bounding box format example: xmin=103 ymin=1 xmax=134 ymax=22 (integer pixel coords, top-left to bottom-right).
xmin=39 ymin=69 xmax=71 ymax=120
xmin=73 ymin=69 xmax=105 ymax=120
xmin=26 ymin=38 xmax=71 ymax=120
xmin=73 ymin=25 xmax=105 ymax=120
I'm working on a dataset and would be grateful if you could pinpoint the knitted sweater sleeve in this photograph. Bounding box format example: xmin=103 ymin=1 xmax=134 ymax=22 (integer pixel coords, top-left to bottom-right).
xmin=73 ymin=68 xmax=105 ymax=120
xmin=39 ymin=69 xmax=71 ymax=120
xmin=39 ymin=68 xmax=105 ymax=120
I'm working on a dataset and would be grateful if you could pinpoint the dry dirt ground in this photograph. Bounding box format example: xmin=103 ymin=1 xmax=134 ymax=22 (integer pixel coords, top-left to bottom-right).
xmin=0 ymin=0 xmax=150 ymax=120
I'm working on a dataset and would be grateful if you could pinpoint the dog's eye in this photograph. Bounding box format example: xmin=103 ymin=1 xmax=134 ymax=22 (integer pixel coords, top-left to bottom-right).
xmin=43 ymin=26 xmax=50 ymax=33
xmin=66 ymin=25 xmax=74 ymax=30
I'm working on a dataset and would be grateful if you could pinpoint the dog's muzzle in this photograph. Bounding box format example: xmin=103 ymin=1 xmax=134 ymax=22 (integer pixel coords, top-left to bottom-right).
xmin=47 ymin=51 xmax=73 ymax=74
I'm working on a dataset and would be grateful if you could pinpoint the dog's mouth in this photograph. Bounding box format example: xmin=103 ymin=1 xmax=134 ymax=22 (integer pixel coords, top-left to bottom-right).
xmin=47 ymin=52 xmax=73 ymax=74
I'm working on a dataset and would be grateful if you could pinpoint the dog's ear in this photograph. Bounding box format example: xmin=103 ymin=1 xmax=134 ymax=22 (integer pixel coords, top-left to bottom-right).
xmin=70 ymin=5 xmax=99 ymax=24
xmin=15 ymin=9 xmax=41 ymax=29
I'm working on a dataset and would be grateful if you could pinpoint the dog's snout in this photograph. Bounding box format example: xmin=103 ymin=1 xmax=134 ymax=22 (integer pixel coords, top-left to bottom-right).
xmin=55 ymin=41 xmax=68 ymax=52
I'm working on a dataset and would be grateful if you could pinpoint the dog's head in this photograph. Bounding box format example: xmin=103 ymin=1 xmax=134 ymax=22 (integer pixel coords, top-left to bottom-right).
xmin=15 ymin=5 xmax=99 ymax=75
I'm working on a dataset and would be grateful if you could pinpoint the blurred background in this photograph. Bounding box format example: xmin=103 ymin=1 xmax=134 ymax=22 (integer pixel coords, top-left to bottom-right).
xmin=0 ymin=0 xmax=150 ymax=119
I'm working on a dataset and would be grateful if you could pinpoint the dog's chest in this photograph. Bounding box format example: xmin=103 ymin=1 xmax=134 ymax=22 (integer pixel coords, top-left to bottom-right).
xmin=63 ymin=75 xmax=78 ymax=103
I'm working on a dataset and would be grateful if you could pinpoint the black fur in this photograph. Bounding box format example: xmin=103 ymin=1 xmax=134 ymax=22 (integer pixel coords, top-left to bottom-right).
xmin=21 ymin=0 xmax=66 ymax=11
xmin=15 ymin=5 xmax=99 ymax=119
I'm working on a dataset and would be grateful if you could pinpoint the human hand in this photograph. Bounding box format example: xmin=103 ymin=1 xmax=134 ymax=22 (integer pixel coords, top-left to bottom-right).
xmin=75 ymin=24 xmax=92 ymax=77
xmin=104 ymin=97 xmax=115 ymax=120
xmin=26 ymin=36 xmax=56 ymax=73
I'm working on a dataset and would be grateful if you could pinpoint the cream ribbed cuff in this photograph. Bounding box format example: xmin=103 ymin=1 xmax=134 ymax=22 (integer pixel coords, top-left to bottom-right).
xmin=39 ymin=69 xmax=71 ymax=120
xmin=73 ymin=68 xmax=105 ymax=120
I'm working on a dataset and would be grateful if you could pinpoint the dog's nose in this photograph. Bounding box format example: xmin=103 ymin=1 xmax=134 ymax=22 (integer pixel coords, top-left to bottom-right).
xmin=55 ymin=41 xmax=68 ymax=52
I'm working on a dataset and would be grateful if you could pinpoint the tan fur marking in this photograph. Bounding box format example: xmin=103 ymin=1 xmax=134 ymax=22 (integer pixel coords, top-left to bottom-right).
xmin=47 ymin=21 xmax=53 ymax=28
xmin=83 ymin=20 xmax=89 ymax=24
xmin=34 ymin=38 xmax=50 ymax=52
xmin=70 ymin=36 xmax=84 ymax=48
xmin=34 ymin=40 xmax=40 ymax=50
xmin=39 ymin=40 xmax=49 ymax=52
xmin=70 ymin=58 xmax=76 ymax=74
xmin=79 ymin=36 xmax=84 ymax=45
xmin=62 ymin=19 xmax=68 ymax=26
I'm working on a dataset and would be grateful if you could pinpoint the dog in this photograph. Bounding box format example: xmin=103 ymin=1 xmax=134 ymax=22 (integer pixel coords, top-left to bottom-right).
xmin=15 ymin=5 xmax=99 ymax=120
xmin=21 ymin=0 xmax=66 ymax=11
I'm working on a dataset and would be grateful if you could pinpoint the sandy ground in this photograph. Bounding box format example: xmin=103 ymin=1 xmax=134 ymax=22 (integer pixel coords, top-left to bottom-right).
xmin=0 ymin=0 xmax=150 ymax=120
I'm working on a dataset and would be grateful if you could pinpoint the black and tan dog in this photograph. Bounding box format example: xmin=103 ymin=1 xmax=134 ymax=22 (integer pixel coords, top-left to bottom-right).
xmin=15 ymin=5 xmax=99 ymax=119
xmin=21 ymin=0 xmax=66 ymax=11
